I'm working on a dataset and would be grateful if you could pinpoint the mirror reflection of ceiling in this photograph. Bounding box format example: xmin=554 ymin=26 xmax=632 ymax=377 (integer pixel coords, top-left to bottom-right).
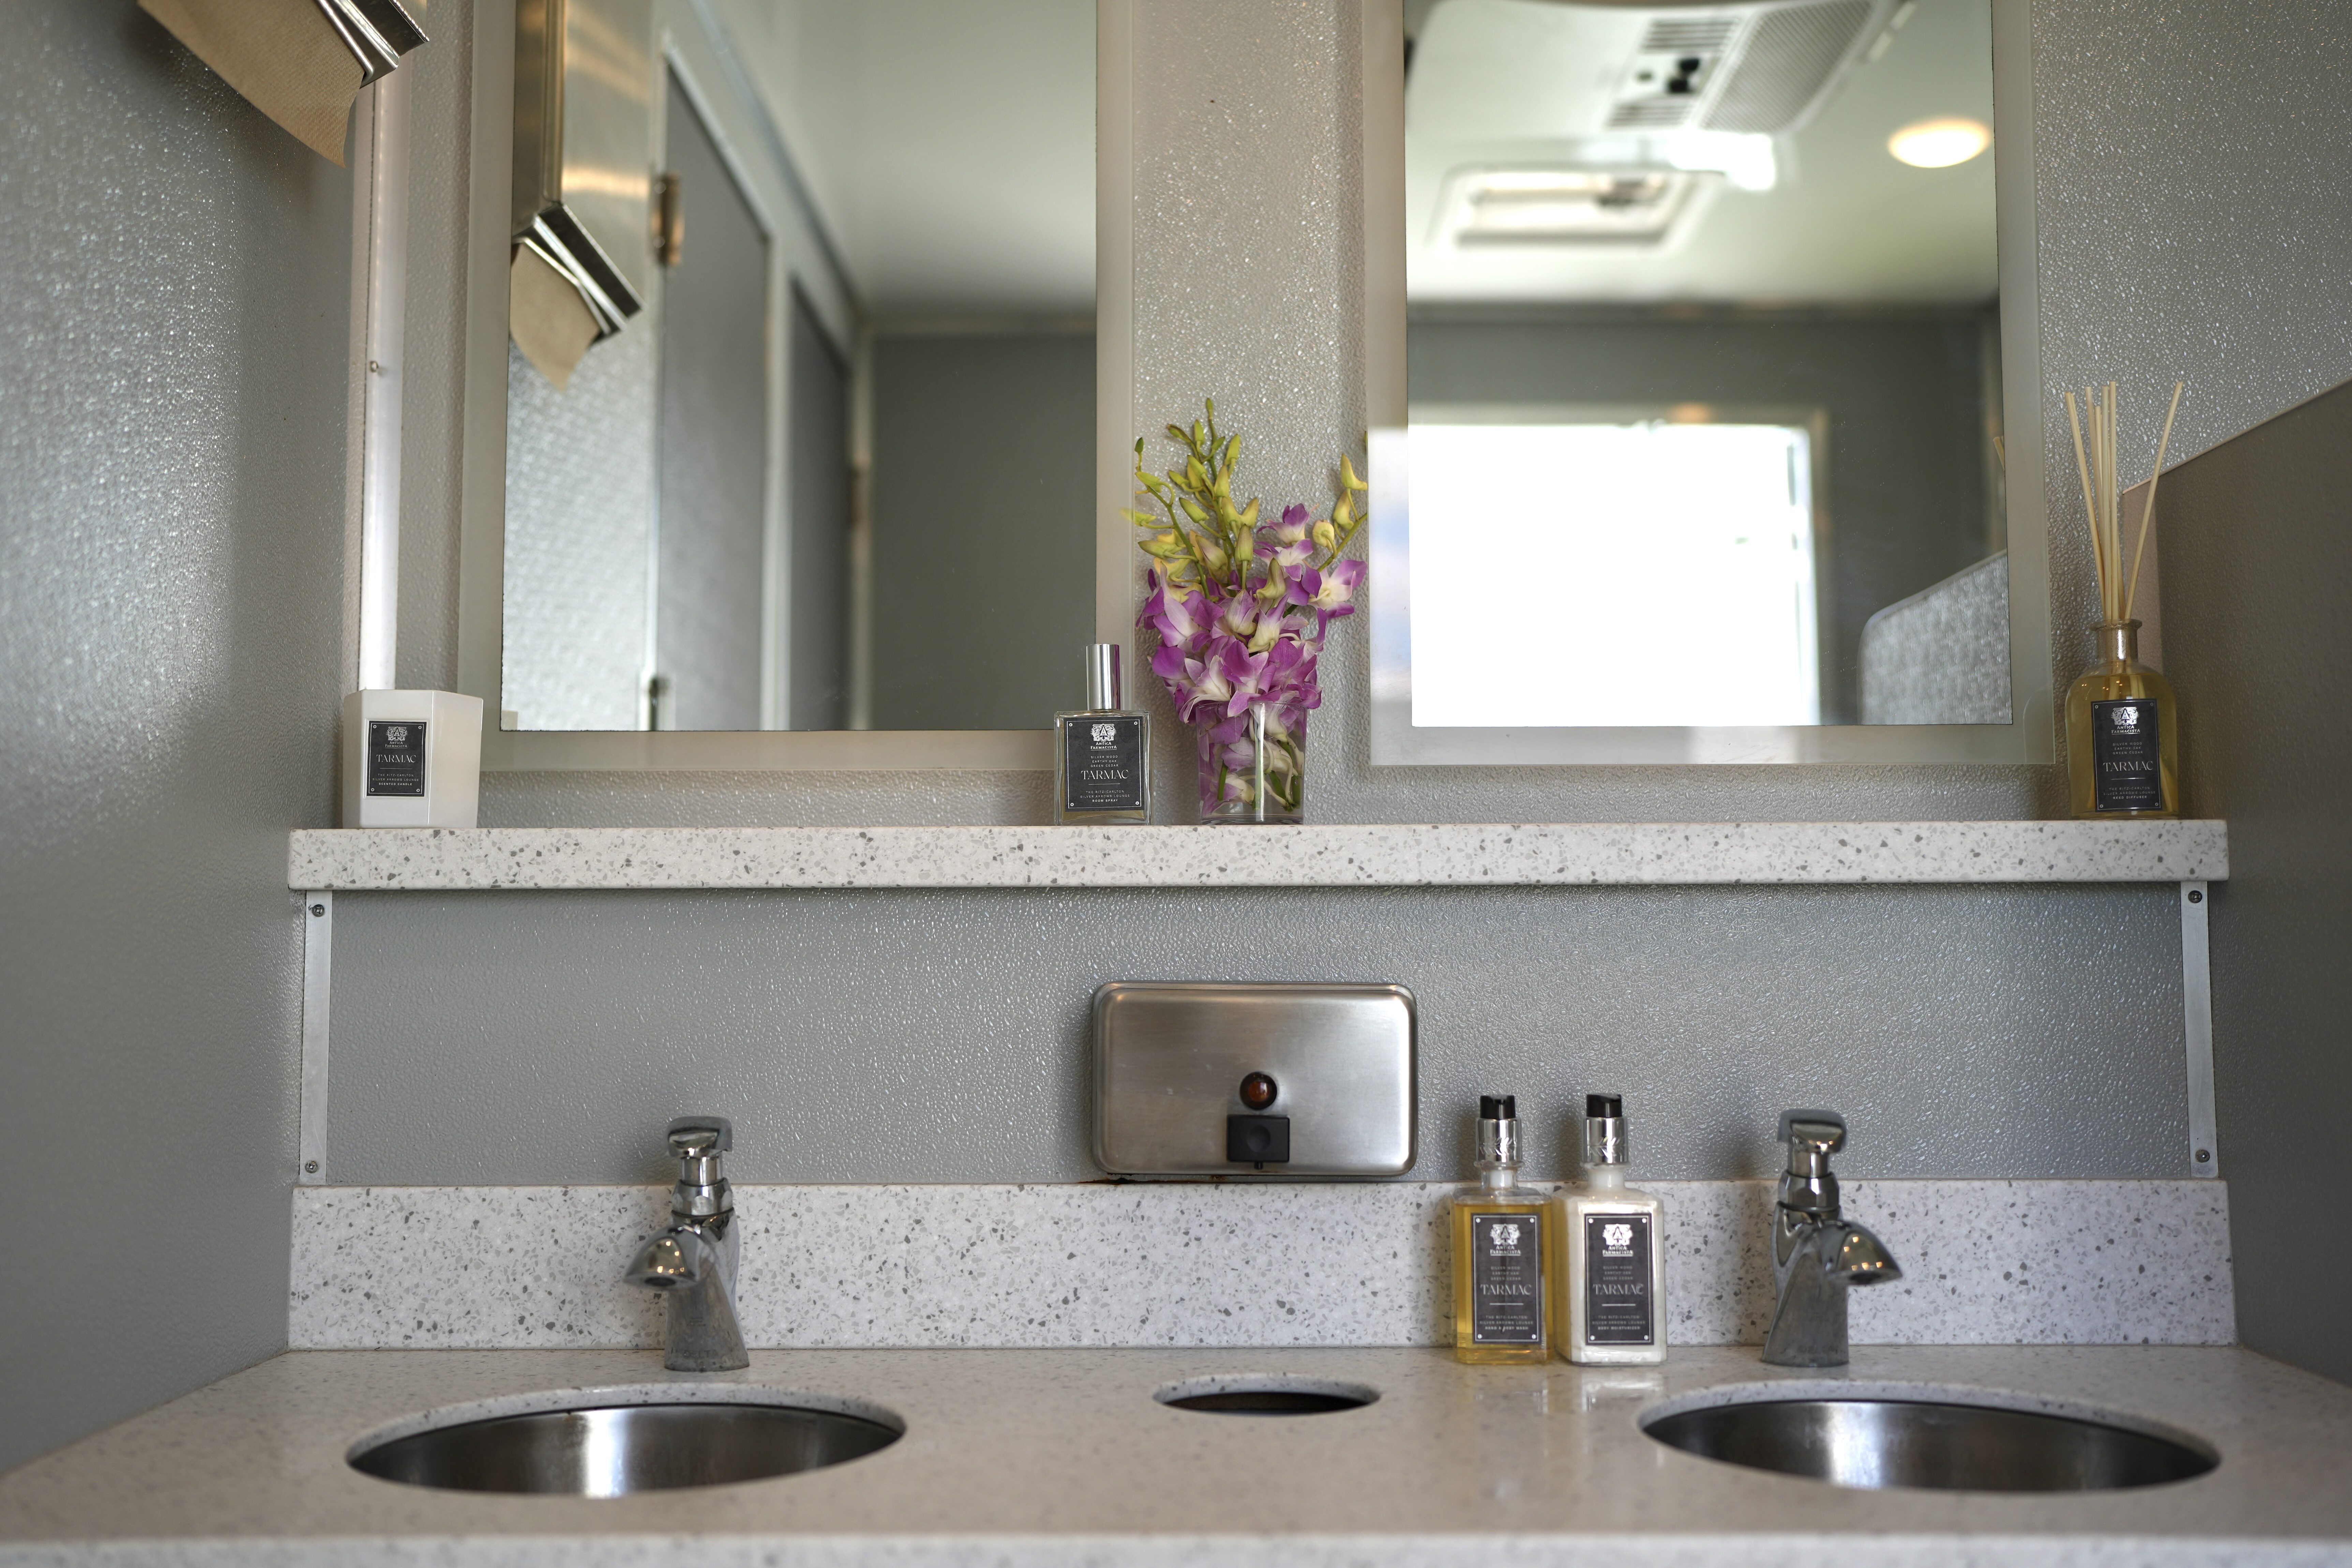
xmin=1406 ymin=0 xmax=1995 ymax=304
xmin=711 ymin=0 xmax=1096 ymax=316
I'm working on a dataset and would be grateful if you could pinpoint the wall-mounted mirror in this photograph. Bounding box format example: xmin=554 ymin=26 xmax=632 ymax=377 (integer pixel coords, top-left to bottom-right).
xmin=1371 ymin=0 xmax=2052 ymax=764
xmin=486 ymin=0 xmax=1096 ymax=744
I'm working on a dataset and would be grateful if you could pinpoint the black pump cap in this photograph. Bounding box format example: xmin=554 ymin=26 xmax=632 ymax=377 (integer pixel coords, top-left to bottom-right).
xmin=1479 ymin=1094 xmax=1516 ymax=1120
xmin=1586 ymin=1093 xmax=1622 ymax=1119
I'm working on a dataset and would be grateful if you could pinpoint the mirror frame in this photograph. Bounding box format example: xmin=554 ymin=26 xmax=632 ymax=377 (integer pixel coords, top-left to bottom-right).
xmin=455 ymin=0 xmax=1134 ymax=771
xmin=1364 ymin=0 xmax=2056 ymax=766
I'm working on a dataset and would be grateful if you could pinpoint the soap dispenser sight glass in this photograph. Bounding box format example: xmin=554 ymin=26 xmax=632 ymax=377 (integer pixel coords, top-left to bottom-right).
xmin=624 ymin=1116 xmax=750 ymax=1372
xmin=1451 ymin=1095 xmax=1551 ymax=1363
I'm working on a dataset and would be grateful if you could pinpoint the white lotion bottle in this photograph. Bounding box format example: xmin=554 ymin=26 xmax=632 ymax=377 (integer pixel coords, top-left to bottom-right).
xmin=1553 ymin=1093 xmax=1666 ymax=1364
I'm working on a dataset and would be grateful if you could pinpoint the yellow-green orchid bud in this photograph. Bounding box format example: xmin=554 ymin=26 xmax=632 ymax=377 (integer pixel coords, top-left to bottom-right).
xmin=1236 ymin=497 xmax=1260 ymax=528
xmin=1341 ymin=453 xmax=1368 ymax=491
xmin=1193 ymin=534 xmax=1229 ymax=573
xmin=1312 ymin=519 xmax=1338 ymax=552
xmin=1185 ymin=455 xmax=1208 ymax=490
xmin=1143 ymin=531 xmax=1186 ymax=559
xmin=1255 ymin=573 xmax=1287 ymax=604
xmin=1333 ymin=493 xmax=1355 ymax=529
xmin=1121 ymin=508 xmax=1157 ymax=525
xmin=1165 ymin=423 xmax=1189 ymax=445
xmin=1179 ymin=496 xmax=1208 ymax=524
xmin=1191 ymin=420 xmax=1205 ymax=449
xmin=1248 ymin=617 xmax=1280 ymax=654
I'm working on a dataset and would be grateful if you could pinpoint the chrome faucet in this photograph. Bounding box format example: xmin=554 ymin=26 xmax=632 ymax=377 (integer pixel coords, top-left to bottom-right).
xmin=1762 ymin=1110 xmax=1901 ymax=1368
xmin=624 ymin=1116 xmax=750 ymax=1372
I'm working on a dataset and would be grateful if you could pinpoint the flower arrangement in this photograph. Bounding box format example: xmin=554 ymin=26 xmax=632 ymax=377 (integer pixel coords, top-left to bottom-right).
xmin=1127 ymin=400 xmax=1367 ymax=822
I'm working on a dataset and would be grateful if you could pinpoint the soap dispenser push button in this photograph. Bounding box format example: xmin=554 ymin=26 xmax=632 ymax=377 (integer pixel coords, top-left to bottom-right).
xmin=1226 ymin=1114 xmax=1291 ymax=1165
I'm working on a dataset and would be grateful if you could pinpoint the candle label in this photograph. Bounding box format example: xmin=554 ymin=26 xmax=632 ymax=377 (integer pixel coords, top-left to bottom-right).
xmin=1470 ymin=1212 xmax=1544 ymax=1344
xmin=2092 ymin=699 xmax=2161 ymax=811
xmin=1061 ymin=715 xmax=1145 ymax=811
xmin=1583 ymin=1213 xmax=1655 ymax=1345
xmin=366 ymin=720 xmax=428 ymax=797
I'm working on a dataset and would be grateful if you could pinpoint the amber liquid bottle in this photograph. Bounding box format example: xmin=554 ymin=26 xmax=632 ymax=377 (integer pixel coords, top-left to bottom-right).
xmin=2066 ymin=620 xmax=2180 ymax=819
xmin=1450 ymin=1095 xmax=1551 ymax=1364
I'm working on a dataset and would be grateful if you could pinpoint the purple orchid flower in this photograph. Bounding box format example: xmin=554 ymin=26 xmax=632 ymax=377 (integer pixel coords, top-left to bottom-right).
xmin=1145 ymin=580 xmax=1214 ymax=650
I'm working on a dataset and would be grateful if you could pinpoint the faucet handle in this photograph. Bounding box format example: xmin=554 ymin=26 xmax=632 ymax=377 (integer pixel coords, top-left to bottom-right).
xmin=1778 ymin=1109 xmax=1846 ymax=1158
xmin=666 ymin=1115 xmax=733 ymax=1158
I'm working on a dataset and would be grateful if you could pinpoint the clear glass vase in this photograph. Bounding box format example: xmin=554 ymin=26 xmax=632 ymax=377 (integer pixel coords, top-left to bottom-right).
xmin=1198 ymin=703 xmax=1306 ymax=824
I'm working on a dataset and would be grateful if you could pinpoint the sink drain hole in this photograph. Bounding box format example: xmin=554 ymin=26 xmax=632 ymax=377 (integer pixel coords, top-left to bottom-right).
xmin=1154 ymin=1375 xmax=1378 ymax=1417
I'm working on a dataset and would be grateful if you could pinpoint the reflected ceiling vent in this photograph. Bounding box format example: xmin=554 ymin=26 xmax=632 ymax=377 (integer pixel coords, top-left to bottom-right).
xmin=1412 ymin=0 xmax=1888 ymax=143
xmin=1440 ymin=168 xmax=1700 ymax=245
xmin=1705 ymin=0 xmax=1876 ymax=133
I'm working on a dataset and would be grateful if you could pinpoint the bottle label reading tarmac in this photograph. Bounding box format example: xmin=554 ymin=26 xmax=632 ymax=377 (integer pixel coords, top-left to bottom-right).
xmin=1062 ymin=715 xmax=1145 ymax=811
xmin=1583 ymin=1213 xmax=1655 ymax=1345
xmin=2092 ymin=699 xmax=2162 ymax=811
xmin=1471 ymin=1212 xmax=1544 ymax=1344
xmin=366 ymin=720 xmax=427 ymax=797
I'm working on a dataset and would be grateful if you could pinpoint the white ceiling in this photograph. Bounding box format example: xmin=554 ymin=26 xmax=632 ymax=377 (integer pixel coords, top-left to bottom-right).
xmin=713 ymin=0 xmax=1097 ymax=318
xmin=705 ymin=0 xmax=1993 ymax=317
xmin=1407 ymin=0 xmax=1998 ymax=305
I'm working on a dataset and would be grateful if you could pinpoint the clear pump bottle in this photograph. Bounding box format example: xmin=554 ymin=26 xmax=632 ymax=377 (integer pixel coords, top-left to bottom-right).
xmin=1450 ymin=1095 xmax=1551 ymax=1364
xmin=1551 ymin=1094 xmax=1665 ymax=1364
xmin=1053 ymin=643 xmax=1150 ymax=825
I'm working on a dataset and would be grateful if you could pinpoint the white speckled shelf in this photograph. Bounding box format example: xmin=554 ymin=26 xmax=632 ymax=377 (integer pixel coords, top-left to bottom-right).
xmin=287 ymin=821 xmax=2228 ymax=891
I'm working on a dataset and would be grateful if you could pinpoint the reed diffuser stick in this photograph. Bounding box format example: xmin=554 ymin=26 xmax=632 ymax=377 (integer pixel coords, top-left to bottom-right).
xmin=2065 ymin=390 xmax=2104 ymax=606
xmin=2123 ymin=381 xmax=2186 ymax=622
xmin=2067 ymin=379 xmax=2187 ymax=625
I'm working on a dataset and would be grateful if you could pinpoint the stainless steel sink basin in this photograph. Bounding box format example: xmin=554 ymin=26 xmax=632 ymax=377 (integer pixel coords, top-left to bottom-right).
xmin=350 ymin=1399 xmax=901 ymax=1496
xmin=1641 ymin=1395 xmax=2216 ymax=1492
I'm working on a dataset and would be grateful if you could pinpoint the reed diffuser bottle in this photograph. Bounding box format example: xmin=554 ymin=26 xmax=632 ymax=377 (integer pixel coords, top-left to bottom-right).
xmin=2063 ymin=380 xmax=2186 ymax=819
xmin=1450 ymin=1095 xmax=1550 ymax=1364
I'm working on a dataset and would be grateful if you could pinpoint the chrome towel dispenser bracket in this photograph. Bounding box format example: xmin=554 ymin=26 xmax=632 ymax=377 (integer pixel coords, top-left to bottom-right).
xmin=1090 ymin=982 xmax=1417 ymax=1178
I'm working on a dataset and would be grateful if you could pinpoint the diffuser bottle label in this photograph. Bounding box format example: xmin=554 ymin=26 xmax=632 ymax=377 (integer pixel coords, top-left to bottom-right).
xmin=2092 ymin=699 xmax=2161 ymax=811
xmin=366 ymin=720 xmax=427 ymax=797
xmin=1062 ymin=716 xmax=1145 ymax=811
xmin=1583 ymin=1212 xmax=1655 ymax=1345
xmin=1470 ymin=1211 xmax=1544 ymax=1344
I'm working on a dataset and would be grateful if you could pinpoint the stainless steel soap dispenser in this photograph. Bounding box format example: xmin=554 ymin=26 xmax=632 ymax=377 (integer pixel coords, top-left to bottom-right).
xmin=1089 ymin=981 xmax=1417 ymax=1177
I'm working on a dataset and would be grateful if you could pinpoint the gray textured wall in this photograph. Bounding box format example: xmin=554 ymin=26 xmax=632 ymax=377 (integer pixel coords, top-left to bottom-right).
xmin=325 ymin=882 xmax=2185 ymax=1185
xmin=333 ymin=0 xmax=2352 ymax=1191
xmin=0 ymin=3 xmax=347 ymax=1469
xmin=2158 ymin=382 xmax=2352 ymax=1386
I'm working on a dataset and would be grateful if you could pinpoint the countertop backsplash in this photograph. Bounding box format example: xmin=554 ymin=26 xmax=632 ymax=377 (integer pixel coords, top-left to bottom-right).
xmin=290 ymin=1179 xmax=2233 ymax=1353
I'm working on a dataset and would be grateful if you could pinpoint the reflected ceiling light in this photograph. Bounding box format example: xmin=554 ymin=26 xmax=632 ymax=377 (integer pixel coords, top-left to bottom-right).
xmin=1887 ymin=117 xmax=1991 ymax=168
xmin=1447 ymin=168 xmax=1697 ymax=245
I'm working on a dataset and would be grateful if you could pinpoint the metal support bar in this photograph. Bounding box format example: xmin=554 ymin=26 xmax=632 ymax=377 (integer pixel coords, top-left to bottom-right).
xmin=2180 ymin=880 xmax=2217 ymax=1177
xmin=300 ymin=892 xmax=333 ymax=1184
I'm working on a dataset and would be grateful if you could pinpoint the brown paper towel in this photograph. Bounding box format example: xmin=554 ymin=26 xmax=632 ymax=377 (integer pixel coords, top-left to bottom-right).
xmin=141 ymin=0 xmax=368 ymax=164
xmin=510 ymin=246 xmax=603 ymax=392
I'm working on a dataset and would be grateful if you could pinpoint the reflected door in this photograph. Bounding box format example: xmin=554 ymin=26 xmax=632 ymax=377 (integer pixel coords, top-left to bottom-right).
xmin=653 ymin=76 xmax=771 ymax=731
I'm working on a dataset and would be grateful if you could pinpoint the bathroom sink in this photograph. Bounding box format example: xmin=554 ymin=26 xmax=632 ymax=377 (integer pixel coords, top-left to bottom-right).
xmin=350 ymin=1398 xmax=901 ymax=1496
xmin=1641 ymin=1394 xmax=2215 ymax=1492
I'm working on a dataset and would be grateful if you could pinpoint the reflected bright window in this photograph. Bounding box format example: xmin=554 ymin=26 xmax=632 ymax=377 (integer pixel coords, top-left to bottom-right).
xmin=1408 ymin=418 xmax=1821 ymax=728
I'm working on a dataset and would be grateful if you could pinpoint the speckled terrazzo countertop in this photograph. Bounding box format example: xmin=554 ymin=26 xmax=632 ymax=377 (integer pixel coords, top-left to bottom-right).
xmin=3 ymin=1346 xmax=2347 ymax=1566
xmin=285 ymin=820 xmax=2230 ymax=891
